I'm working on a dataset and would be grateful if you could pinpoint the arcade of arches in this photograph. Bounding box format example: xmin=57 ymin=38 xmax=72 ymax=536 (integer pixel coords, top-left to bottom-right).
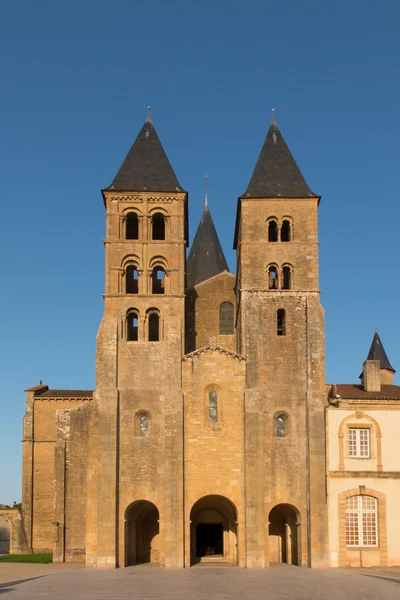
xmin=123 ymin=498 xmax=301 ymax=567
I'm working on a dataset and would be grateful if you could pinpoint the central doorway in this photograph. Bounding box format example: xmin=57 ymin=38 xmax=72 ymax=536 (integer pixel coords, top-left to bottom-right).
xmin=196 ymin=523 xmax=223 ymax=557
xmin=189 ymin=495 xmax=238 ymax=566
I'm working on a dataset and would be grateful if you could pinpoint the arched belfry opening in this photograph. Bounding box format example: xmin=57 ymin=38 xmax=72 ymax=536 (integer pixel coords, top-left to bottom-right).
xmin=189 ymin=495 xmax=238 ymax=566
xmin=268 ymin=504 xmax=301 ymax=566
xmin=125 ymin=500 xmax=160 ymax=566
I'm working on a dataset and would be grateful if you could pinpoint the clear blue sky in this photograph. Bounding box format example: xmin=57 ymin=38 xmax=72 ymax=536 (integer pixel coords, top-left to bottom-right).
xmin=1 ymin=0 xmax=399 ymax=504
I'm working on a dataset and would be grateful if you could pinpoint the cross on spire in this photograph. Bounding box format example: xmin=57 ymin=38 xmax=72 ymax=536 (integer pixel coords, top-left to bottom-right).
xmin=201 ymin=173 xmax=212 ymax=206
xmin=271 ymin=108 xmax=276 ymax=125
xmin=146 ymin=105 xmax=151 ymax=123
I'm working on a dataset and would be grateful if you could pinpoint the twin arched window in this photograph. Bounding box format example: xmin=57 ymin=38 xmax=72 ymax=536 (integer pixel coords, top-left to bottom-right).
xmin=267 ymin=218 xmax=292 ymax=242
xmin=123 ymin=260 xmax=167 ymax=295
xmin=268 ymin=264 xmax=292 ymax=290
xmin=219 ymin=302 xmax=234 ymax=335
xmin=126 ymin=309 xmax=160 ymax=342
xmin=125 ymin=212 xmax=166 ymax=241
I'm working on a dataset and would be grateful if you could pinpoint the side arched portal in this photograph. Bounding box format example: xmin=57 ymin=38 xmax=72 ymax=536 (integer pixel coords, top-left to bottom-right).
xmin=0 ymin=516 xmax=10 ymax=554
xmin=125 ymin=501 xmax=160 ymax=566
xmin=190 ymin=495 xmax=238 ymax=566
xmin=268 ymin=504 xmax=301 ymax=566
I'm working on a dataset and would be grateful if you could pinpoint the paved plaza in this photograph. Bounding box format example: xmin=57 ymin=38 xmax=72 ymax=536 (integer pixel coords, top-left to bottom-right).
xmin=0 ymin=564 xmax=400 ymax=599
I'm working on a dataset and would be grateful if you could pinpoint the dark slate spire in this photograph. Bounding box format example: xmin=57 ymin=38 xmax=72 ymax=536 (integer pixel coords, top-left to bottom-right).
xmin=243 ymin=111 xmax=318 ymax=198
xmin=107 ymin=112 xmax=183 ymax=192
xmin=366 ymin=331 xmax=395 ymax=373
xmin=186 ymin=204 xmax=229 ymax=288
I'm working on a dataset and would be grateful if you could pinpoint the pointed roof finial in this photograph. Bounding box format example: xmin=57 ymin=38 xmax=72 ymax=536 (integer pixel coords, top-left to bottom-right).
xmin=146 ymin=105 xmax=151 ymax=123
xmin=201 ymin=173 xmax=212 ymax=207
xmin=366 ymin=330 xmax=395 ymax=373
xmin=271 ymin=108 xmax=276 ymax=125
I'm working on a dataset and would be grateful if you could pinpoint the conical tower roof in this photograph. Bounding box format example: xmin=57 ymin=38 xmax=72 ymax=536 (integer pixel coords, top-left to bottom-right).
xmin=242 ymin=115 xmax=318 ymax=198
xmin=107 ymin=116 xmax=183 ymax=192
xmin=187 ymin=204 xmax=229 ymax=288
xmin=365 ymin=331 xmax=395 ymax=373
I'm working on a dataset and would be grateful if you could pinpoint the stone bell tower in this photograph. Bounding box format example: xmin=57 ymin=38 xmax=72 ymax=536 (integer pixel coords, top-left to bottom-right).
xmin=234 ymin=111 xmax=328 ymax=567
xmin=86 ymin=111 xmax=188 ymax=568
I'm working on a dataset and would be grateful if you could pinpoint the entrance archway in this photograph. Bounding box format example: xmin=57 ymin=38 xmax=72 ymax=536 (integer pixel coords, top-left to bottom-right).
xmin=125 ymin=500 xmax=160 ymax=566
xmin=190 ymin=495 xmax=238 ymax=565
xmin=268 ymin=504 xmax=301 ymax=566
xmin=0 ymin=517 xmax=10 ymax=554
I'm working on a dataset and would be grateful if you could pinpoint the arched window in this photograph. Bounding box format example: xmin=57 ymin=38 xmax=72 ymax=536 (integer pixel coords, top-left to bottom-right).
xmin=268 ymin=220 xmax=278 ymax=242
xmin=126 ymin=212 xmax=139 ymax=240
xmin=282 ymin=266 xmax=292 ymax=290
xmin=345 ymin=496 xmax=378 ymax=547
xmin=208 ymin=391 xmax=218 ymax=422
xmin=281 ymin=220 xmax=291 ymax=242
xmin=126 ymin=265 xmax=139 ymax=294
xmin=268 ymin=266 xmax=279 ymax=290
xmin=219 ymin=302 xmax=234 ymax=335
xmin=152 ymin=213 xmax=165 ymax=240
xmin=277 ymin=309 xmax=286 ymax=336
xmin=275 ymin=413 xmax=288 ymax=437
xmin=148 ymin=311 xmax=160 ymax=342
xmin=152 ymin=267 xmax=165 ymax=294
xmin=136 ymin=411 xmax=150 ymax=437
xmin=126 ymin=309 xmax=139 ymax=341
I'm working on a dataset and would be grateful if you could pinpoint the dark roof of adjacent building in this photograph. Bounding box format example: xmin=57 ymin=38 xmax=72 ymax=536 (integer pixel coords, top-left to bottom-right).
xmin=365 ymin=331 xmax=395 ymax=373
xmin=40 ymin=390 xmax=94 ymax=398
xmin=242 ymin=120 xmax=318 ymax=198
xmin=25 ymin=385 xmax=94 ymax=398
xmin=106 ymin=118 xmax=184 ymax=192
xmin=186 ymin=204 xmax=229 ymax=288
xmin=332 ymin=384 xmax=400 ymax=400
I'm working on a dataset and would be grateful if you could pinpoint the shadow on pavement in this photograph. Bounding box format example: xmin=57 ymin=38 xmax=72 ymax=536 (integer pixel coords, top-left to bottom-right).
xmin=0 ymin=575 xmax=46 ymax=591
xmin=362 ymin=574 xmax=400 ymax=586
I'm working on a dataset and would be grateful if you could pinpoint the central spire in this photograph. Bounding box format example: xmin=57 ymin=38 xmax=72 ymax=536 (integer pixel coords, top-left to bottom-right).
xmin=186 ymin=188 xmax=229 ymax=288
xmin=201 ymin=173 xmax=212 ymax=207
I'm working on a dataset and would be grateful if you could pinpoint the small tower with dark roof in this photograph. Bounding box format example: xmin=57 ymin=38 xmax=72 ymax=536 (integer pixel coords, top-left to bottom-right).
xmin=234 ymin=111 xmax=329 ymax=567
xmin=361 ymin=331 xmax=396 ymax=389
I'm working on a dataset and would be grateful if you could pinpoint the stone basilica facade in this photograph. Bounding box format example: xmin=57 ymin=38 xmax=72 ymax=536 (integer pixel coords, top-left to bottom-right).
xmin=16 ymin=113 xmax=400 ymax=569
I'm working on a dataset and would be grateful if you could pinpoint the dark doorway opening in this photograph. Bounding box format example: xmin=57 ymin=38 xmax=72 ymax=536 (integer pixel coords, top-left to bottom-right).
xmin=196 ymin=523 xmax=223 ymax=557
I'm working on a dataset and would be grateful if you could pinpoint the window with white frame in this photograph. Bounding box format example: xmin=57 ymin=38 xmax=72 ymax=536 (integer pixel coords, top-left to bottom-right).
xmin=348 ymin=428 xmax=370 ymax=457
xmin=345 ymin=495 xmax=378 ymax=547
